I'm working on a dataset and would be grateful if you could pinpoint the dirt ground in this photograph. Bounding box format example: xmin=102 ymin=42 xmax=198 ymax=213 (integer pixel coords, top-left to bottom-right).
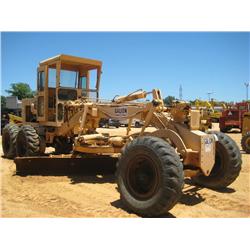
xmin=1 ymin=124 xmax=250 ymax=218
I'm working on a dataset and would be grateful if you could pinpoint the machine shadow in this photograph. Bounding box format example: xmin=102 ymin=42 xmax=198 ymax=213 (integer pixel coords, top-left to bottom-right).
xmin=110 ymin=199 xmax=176 ymax=218
xmin=14 ymin=155 xmax=117 ymax=184
xmin=181 ymin=178 xmax=236 ymax=206
xmin=180 ymin=187 xmax=205 ymax=206
xmin=69 ymin=173 xmax=115 ymax=184
xmin=224 ymin=130 xmax=241 ymax=134
xmin=209 ymin=186 xmax=236 ymax=193
xmin=14 ymin=156 xmax=235 ymax=217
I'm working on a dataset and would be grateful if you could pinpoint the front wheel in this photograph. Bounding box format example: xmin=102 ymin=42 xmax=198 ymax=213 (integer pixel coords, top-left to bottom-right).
xmin=192 ymin=131 xmax=242 ymax=189
xmin=116 ymin=136 xmax=184 ymax=217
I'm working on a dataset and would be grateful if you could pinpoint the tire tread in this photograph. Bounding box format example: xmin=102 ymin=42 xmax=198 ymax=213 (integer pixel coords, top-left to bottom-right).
xmin=116 ymin=136 xmax=184 ymax=217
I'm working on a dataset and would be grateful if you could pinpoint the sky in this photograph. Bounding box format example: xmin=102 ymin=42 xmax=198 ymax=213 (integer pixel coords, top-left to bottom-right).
xmin=1 ymin=32 xmax=249 ymax=102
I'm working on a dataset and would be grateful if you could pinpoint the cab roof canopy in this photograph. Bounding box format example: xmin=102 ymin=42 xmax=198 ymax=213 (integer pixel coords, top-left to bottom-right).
xmin=39 ymin=54 xmax=102 ymax=71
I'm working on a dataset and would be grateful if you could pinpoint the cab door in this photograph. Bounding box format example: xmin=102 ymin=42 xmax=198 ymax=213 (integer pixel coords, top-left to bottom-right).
xmin=37 ymin=65 xmax=48 ymax=122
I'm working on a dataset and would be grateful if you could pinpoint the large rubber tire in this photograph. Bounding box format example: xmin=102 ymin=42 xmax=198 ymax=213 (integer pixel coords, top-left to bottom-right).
xmin=54 ymin=136 xmax=73 ymax=154
xmin=220 ymin=127 xmax=228 ymax=133
xmin=2 ymin=124 xmax=20 ymax=159
xmin=221 ymin=126 xmax=232 ymax=133
xmin=16 ymin=125 xmax=40 ymax=157
xmin=241 ymin=132 xmax=250 ymax=154
xmin=192 ymin=131 xmax=242 ymax=189
xmin=116 ymin=136 xmax=184 ymax=217
xmin=135 ymin=121 xmax=141 ymax=128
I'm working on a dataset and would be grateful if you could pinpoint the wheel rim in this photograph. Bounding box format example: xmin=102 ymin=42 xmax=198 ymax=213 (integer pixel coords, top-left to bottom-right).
xmin=17 ymin=132 xmax=27 ymax=156
xmin=125 ymin=155 xmax=160 ymax=200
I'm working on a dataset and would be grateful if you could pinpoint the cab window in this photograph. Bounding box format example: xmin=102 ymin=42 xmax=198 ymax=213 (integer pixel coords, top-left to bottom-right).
xmin=60 ymin=69 xmax=79 ymax=88
xmin=37 ymin=71 xmax=45 ymax=91
xmin=48 ymin=68 xmax=56 ymax=87
xmin=80 ymin=76 xmax=87 ymax=89
xmin=80 ymin=76 xmax=87 ymax=97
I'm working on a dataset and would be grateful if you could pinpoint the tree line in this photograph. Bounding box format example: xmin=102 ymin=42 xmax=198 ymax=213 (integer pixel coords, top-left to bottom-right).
xmin=1 ymin=82 xmax=35 ymax=110
xmin=1 ymin=82 xmax=248 ymax=111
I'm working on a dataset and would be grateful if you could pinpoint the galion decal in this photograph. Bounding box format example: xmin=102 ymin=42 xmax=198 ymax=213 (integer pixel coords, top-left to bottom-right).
xmin=114 ymin=107 xmax=128 ymax=116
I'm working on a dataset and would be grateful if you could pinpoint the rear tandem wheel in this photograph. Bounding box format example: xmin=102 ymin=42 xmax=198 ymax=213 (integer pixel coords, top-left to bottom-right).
xmin=2 ymin=124 xmax=20 ymax=159
xmin=16 ymin=125 xmax=43 ymax=157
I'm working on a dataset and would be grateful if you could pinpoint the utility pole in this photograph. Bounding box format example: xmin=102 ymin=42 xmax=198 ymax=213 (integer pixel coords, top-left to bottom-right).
xmin=179 ymin=84 xmax=183 ymax=100
xmin=244 ymin=82 xmax=249 ymax=101
xmin=207 ymin=92 xmax=214 ymax=102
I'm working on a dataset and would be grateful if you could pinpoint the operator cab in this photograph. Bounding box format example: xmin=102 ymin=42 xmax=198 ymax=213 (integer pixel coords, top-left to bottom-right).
xmin=36 ymin=54 xmax=102 ymax=124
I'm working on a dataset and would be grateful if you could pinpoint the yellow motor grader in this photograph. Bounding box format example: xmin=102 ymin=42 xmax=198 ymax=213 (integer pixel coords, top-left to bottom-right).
xmin=241 ymin=112 xmax=250 ymax=154
xmin=2 ymin=54 xmax=242 ymax=217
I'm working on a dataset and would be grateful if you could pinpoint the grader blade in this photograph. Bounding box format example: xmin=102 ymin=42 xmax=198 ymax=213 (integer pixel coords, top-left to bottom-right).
xmin=14 ymin=155 xmax=117 ymax=175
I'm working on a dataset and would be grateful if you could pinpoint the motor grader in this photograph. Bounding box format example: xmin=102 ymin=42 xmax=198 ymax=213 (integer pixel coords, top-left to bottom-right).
xmin=241 ymin=112 xmax=250 ymax=154
xmin=2 ymin=54 xmax=242 ymax=217
xmin=193 ymin=100 xmax=213 ymax=131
